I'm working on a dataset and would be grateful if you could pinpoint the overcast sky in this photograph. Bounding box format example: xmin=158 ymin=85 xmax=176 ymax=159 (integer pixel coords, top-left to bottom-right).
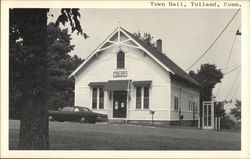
xmin=48 ymin=9 xmax=241 ymax=109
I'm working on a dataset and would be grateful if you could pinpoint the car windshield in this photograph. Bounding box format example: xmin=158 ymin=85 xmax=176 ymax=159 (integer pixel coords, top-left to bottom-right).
xmin=60 ymin=107 xmax=74 ymax=112
xmin=82 ymin=107 xmax=92 ymax=112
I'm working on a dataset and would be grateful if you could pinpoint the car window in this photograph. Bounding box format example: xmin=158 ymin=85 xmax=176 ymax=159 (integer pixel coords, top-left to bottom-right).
xmin=60 ymin=107 xmax=74 ymax=112
xmin=82 ymin=107 xmax=91 ymax=112
xmin=74 ymin=108 xmax=80 ymax=112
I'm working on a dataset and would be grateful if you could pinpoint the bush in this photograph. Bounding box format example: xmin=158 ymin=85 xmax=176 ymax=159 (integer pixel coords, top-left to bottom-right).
xmin=220 ymin=116 xmax=235 ymax=129
xmin=220 ymin=116 xmax=241 ymax=130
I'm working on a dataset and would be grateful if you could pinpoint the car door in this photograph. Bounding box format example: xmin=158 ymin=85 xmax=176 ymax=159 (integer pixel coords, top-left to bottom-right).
xmin=71 ymin=107 xmax=82 ymax=121
xmin=57 ymin=107 xmax=74 ymax=121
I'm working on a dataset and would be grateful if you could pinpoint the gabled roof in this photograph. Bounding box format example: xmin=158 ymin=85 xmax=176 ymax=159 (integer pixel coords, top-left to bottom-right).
xmin=69 ymin=27 xmax=201 ymax=87
xmin=120 ymin=27 xmax=201 ymax=87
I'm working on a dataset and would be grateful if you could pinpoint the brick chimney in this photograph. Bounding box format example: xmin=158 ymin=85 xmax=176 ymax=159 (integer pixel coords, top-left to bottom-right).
xmin=156 ymin=39 xmax=162 ymax=53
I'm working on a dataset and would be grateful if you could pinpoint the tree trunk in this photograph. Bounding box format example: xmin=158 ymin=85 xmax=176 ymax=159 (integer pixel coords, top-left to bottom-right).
xmin=17 ymin=9 xmax=49 ymax=150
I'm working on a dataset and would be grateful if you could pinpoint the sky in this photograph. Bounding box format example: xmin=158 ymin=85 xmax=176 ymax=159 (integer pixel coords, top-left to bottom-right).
xmin=48 ymin=9 xmax=241 ymax=111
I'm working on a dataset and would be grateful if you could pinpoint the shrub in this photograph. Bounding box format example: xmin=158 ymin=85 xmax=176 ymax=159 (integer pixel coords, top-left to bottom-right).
xmin=220 ymin=116 xmax=235 ymax=129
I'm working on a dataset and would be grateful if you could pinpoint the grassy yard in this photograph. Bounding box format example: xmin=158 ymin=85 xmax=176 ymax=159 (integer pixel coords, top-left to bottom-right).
xmin=9 ymin=120 xmax=241 ymax=150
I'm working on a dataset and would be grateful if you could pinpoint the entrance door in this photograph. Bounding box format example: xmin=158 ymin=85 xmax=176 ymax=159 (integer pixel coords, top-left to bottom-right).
xmin=113 ymin=91 xmax=127 ymax=118
xmin=202 ymin=101 xmax=214 ymax=129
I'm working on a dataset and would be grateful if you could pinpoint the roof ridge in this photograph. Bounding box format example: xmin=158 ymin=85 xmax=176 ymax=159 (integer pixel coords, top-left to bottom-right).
xmin=121 ymin=27 xmax=201 ymax=87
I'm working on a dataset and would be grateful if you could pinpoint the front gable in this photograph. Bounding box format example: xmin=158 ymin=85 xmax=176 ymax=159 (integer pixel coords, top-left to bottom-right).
xmin=69 ymin=27 xmax=174 ymax=79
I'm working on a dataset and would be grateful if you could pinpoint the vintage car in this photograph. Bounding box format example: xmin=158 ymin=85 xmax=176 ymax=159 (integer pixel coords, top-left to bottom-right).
xmin=48 ymin=106 xmax=108 ymax=124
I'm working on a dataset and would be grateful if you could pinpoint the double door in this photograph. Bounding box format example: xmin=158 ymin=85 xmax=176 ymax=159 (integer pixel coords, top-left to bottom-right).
xmin=113 ymin=91 xmax=127 ymax=118
xmin=202 ymin=101 xmax=214 ymax=129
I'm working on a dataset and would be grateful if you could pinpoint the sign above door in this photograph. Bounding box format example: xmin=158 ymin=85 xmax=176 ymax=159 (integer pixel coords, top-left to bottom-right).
xmin=113 ymin=71 xmax=127 ymax=77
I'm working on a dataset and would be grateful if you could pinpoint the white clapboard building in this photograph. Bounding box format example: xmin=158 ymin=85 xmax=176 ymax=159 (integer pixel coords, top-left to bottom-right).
xmin=69 ymin=27 xmax=201 ymax=126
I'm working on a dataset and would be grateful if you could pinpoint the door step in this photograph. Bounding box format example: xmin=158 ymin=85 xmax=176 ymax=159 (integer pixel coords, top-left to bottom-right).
xmin=108 ymin=119 xmax=127 ymax=124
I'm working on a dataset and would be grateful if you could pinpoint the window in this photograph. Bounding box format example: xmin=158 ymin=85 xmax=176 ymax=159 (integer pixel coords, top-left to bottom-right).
xmin=74 ymin=108 xmax=80 ymax=112
xmin=92 ymin=87 xmax=104 ymax=109
xmin=189 ymin=101 xmax=195 ymax=111
xmin=174 ymin=96 xmax=179 ymax=110
xmin=92 ymin=88 xmax=97 ymax=109
xmin=99 ymin=88 xmax=104 ymax=109
xmin=143 ymin=87 xmax=149 ymax=109
xmin=61 ymin=107 xmax=74 ymax=112
xmin=195 ymin=101 xmax=198 ymax=113
xmin=136 ymin=87 xmax=142 ymax=109
xmin=136 ymin=86 xmax=150 ymax=109
xmin=83 ymin=107 xmax=91 ymax=112
xmin=117 ymin=51 xmax=125 ymax=68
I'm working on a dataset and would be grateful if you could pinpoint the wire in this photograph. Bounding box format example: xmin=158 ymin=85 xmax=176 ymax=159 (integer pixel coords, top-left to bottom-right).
xmin=215 ymin=25 xmax=240 ymax=97
xmin=185 ymin=9 xmax=240 ymax=71
xmin=223 ymin=65 xmax=241 ymax=75
xmin=225 ymin=69 xmax=241 ymax=100
xmin=230 ymin=76 xmax=241 ymax=101
xmin=224 ymin=35 xmax=238 ymax=72
xmin=215 ymin=34 xmax=236 ymax=97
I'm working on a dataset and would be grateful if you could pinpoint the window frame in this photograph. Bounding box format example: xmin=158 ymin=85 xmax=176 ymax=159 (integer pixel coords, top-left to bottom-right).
xmin=174 ymin=96 xmax=179 ymax=111
xmin=135 ymin=86 xmax=150 ymax=110
xmin=92 ymin=87 xmax=98 ymax=109
xmin=116 ymin=51 xmax=125 ymax=69
xmin=195 ymin=100 xmax=198 ymax=113
xmin=92 ymin=87 xmax=105 ymax=109
xmin=143 ymin=87 xmax=149 ymax=109
xmin=136 ymin=86 xmax=142 ymax=109
xmin=99 ymin=87 xmax=104 ymax=109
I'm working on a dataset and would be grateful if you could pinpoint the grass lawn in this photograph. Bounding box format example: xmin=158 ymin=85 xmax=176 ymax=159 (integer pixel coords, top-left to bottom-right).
xmin=9 ymin=120 xmax=241 ymax=150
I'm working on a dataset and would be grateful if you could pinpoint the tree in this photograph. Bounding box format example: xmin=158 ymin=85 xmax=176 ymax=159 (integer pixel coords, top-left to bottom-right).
xmin=189 ymin=64 xmax=223 ymax=126
xmin=134 ymin=32 xmax=156 ymax=49
xmin=230 ymin=99 xmax=241 ymax=123
xmin=189 ymin=64 xmax=223 ymax=101
xmin=9 ymin=8 xmax=85 ymax=150
xmin=214 ymin=101 xmax=225 ymax=117
xmin=47 ymin=22 xmax=83 ymax=110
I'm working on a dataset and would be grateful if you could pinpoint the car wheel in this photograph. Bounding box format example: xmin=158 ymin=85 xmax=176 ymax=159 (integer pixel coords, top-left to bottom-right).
xmin=89 ymin=120 xmax=96 ymax=124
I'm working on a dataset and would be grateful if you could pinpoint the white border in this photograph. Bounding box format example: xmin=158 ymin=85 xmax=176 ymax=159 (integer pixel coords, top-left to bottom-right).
xmin=1 ymin=1 xmax=249 ymax=158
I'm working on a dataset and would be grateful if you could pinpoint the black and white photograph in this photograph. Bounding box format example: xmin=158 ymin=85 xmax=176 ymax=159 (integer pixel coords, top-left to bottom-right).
xmin=1 ymin=0 xmax=250 ymax=158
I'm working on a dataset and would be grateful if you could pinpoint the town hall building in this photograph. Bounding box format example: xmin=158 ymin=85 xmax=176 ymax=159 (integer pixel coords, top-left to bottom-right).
xmin=69 ymin=27 xmax=201 ymax=126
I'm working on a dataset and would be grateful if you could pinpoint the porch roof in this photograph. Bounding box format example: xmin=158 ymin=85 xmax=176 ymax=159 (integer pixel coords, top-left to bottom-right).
xmin=103 ymin=80 xmax=131 ymax=91
xmin=132 ymin=80 xmax=152 ymax=87
xmin=88 ymin=82 xmax=107 ymax=87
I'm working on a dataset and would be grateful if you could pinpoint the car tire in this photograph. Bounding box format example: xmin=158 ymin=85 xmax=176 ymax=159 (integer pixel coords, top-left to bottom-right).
xmin=89 ymin=120 xmax=96 ymax=124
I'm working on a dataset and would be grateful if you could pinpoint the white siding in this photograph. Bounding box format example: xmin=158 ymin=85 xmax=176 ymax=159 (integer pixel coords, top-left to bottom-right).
xmin=170 ymin=80 xmax=200 ymax=121
xmin=74 ymin=44 xmax=171 ymax=120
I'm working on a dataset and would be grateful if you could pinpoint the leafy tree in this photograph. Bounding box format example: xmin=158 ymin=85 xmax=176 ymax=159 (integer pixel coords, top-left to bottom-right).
xmin=214 ymin=101 xmax=225 ymax=117
xmin=134 ymin=32 xmax=156 ymax=48
xmin=189 ymin=64 xmax=223 ymax=126
xmin=230 ymin=99 xmax=241 ymax=123
xmin=47 ymin=22 xmax=83 ymax=110
xmin=9 ymin=8 xmax=85 ymax=150
xmin=189 ymin=64 xmax=223 ymax=101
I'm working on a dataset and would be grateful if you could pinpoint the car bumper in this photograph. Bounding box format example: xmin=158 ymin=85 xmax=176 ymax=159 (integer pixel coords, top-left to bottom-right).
xmin=97 ymin=115 xmax=108 ymax=122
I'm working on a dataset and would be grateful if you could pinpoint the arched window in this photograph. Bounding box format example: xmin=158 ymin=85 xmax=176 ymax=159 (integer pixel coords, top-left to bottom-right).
xmin=117 ymin=51 xmax=125 ymax=68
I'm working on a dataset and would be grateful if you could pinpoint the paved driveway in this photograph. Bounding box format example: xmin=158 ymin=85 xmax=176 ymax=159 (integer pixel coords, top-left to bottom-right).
xmin=9 ymin=120 xmax=241 ymax=150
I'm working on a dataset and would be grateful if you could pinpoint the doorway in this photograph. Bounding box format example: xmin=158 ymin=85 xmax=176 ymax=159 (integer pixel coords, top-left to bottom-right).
xmin=202 ymin=101 xmax=214 ymax=129
xmin=113 ymin=91 xmax=127 ymax=118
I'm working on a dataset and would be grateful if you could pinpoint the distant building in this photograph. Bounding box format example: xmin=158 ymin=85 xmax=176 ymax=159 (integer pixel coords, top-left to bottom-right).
xmin=69 ymin=27 xmax=201 ymax=126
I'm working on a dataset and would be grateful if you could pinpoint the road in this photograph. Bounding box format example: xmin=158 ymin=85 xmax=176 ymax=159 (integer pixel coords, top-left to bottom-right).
xmin=9 ymin=120 xmax=241 ymax=150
